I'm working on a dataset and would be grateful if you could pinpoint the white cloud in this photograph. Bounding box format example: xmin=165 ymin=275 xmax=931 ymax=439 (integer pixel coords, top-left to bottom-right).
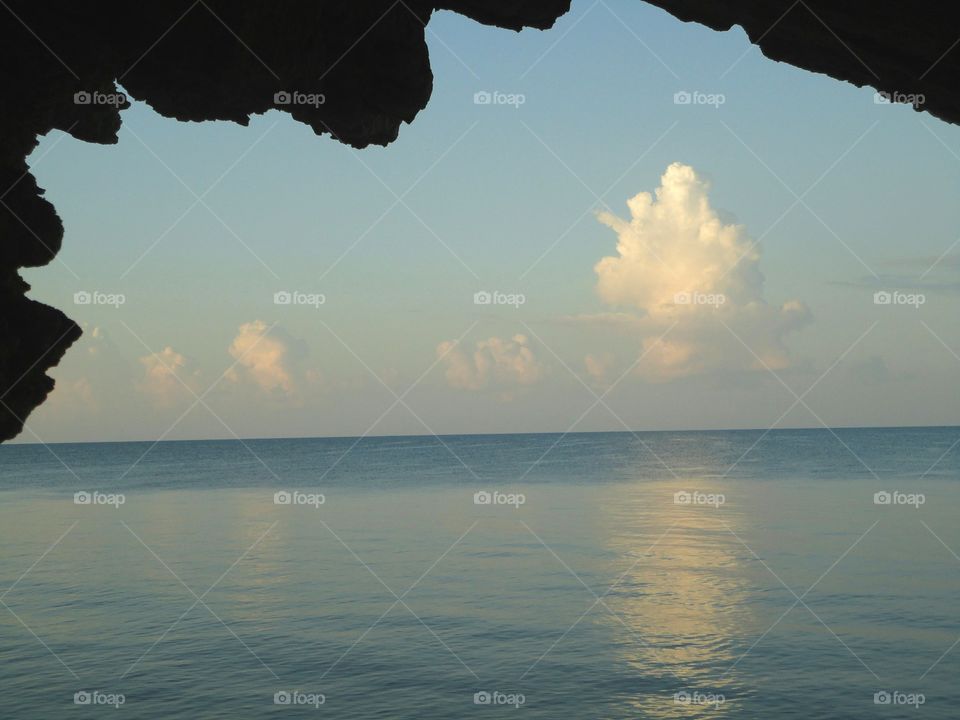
xmin=437 ymin=334 xmax=543 ymax=395
xmin=138 ymin=346 xmax=201 ymax=406
xmin=225 ymin=321 xmax=319 ymax=398
xmin=591 ymin=163 xmax=810 ymax=381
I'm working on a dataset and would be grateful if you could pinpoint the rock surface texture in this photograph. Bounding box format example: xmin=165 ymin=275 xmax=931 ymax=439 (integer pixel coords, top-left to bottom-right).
xmin=1 ymin=0 xmax=957 ymax=441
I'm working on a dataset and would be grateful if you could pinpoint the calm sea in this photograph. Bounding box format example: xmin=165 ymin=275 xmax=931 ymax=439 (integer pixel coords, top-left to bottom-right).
xmin=0 ymin=427 xmax=958 ymax=718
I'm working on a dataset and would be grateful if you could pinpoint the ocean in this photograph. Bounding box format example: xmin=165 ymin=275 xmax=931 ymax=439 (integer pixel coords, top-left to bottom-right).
xmin=0 ymin=427 xmax=957 ymax=718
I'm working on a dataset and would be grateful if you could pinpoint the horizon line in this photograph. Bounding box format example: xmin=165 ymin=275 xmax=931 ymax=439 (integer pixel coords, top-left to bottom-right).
xmin=4 ymin=422 xmax=958 ymax=448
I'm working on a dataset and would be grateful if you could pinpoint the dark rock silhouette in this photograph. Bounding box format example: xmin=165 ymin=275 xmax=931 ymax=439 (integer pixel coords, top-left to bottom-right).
xmin=646 ymin=1 xmax=960 ymax=125
xmin=1 ymin=0 xmax=958 ymax=441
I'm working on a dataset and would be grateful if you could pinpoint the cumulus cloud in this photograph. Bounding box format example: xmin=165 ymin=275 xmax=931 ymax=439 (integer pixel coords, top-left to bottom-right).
xmin=590 ymin=163 xmax=810 ymax=381
xmin=138 ymin=346 xmax=201 ymax=406
xmin=437 ymin=334 xmax=543 ymax=396
xmin=225 ymin=321 xmax=319 ymax=399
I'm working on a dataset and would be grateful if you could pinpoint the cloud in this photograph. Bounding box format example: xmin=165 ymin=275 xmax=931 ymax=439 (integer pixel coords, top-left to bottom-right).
xmin=589 ymin=163 xmax=810 ymax=381
xmin=831 ymin=254 xmax=960 ymax=295
xmin=584 ymin=352 xmax=615 ymax=385
xmin=138 ymin=346 xmax=201 ymax=406
xmin=40 ymin=325 xmax=133 ymax=426
xmin=86 ymin=326 xmax=107 ymax=356
xmin=437 ymin=334 xmax=543 ymax=395
xmin=47 ymin=326 xmax=129 ymax=412
xmin=47 ymin=377 xmax=96 ymax=411
xmin=225 ymin=321 xmax=319 ymax=399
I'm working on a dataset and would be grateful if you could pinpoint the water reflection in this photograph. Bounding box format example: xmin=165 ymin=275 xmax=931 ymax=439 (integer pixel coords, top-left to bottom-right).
xmin=599 ymin=482 xmax=752 ymax=717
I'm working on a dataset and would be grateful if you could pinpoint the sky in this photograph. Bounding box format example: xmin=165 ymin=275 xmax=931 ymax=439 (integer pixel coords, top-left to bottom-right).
xmin=17 ymin=0 xmax=960 ymax=443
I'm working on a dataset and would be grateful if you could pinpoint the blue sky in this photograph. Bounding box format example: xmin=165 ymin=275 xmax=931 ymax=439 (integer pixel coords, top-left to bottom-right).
xmin=19 ymin=0 xmax=960 ymax=442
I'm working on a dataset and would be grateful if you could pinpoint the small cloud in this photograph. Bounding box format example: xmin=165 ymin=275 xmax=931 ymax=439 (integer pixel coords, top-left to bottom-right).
xmin=48 ymin=377 xmax=96 ymax=411
xmin=584 ymin=352 xmax=615 ymax=386
xmin=876 ymin=254 xmax=960 ymax=272
xmin=85 ymin=326 xmax=109 ymax=356
xmin=43 ymin=326 xmax=133 ymax=420
xmin=138 ymin=346 xmax=201 ymax=407
xmin=437 ymin=334 xmax=543 ymax=396
xmin=225 ymin=320 xmax=319 ymax=399
xmin=832 ymin=254 xmax=960 ymax=295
